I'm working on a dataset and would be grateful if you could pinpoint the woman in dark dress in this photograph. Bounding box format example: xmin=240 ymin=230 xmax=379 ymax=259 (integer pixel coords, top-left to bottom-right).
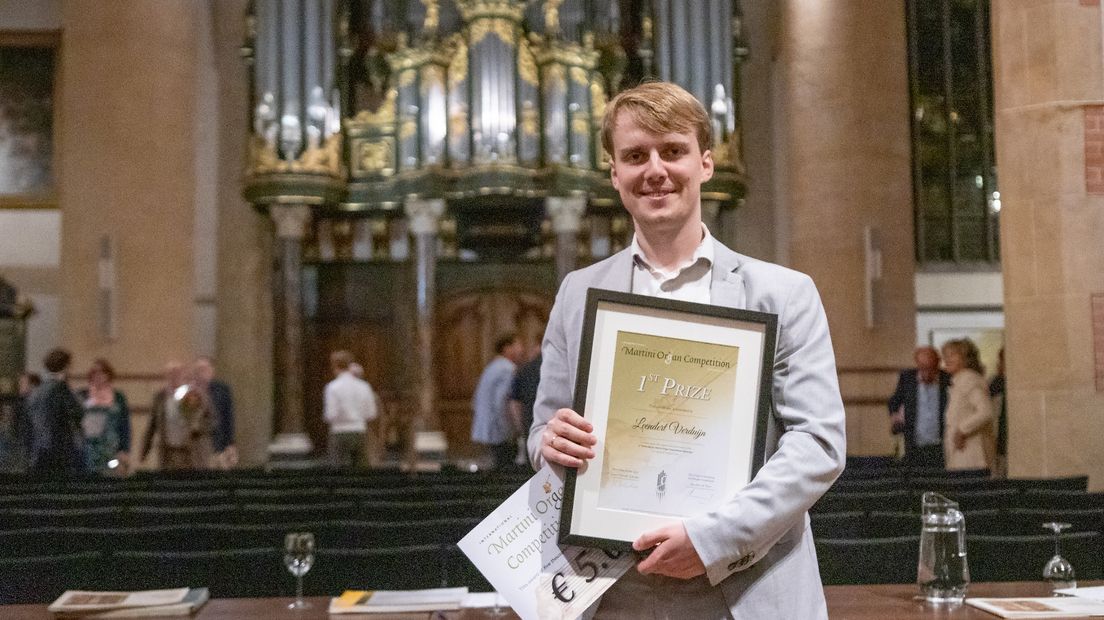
xmin=78 ymin=358 xmax=132 ymax=475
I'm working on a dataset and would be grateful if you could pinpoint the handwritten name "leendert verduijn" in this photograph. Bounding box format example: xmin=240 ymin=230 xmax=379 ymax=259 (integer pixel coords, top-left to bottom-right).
xmin=631 ymin=418 xmax=707 ymax=440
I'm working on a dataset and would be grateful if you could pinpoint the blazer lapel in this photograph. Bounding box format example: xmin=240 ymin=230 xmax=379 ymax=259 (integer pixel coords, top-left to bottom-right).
xmin=710 ymin=240 xmax=747 ymax=309
xmin=590 ymin=247 xmax=634 ymax=293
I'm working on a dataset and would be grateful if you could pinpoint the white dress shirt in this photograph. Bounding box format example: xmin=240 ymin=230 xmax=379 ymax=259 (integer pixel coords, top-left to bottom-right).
xmin=323 ymin=371 xmax=378 ymax=434
xmin=630 ymin=225 xmax=715 ymax=303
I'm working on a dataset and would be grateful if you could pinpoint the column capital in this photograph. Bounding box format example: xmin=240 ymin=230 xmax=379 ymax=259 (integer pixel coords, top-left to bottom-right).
xmin=404 ymin=198 xmax=446 ymax=235
xmin=546 ymin=195 xmax=588 ymax=234
xmin=270 ymin=204 xmax=312 ymax=240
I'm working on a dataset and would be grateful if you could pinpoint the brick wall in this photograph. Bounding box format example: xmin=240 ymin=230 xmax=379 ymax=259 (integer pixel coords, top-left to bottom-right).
xmin=1085 ymin=106 xmax=1104 ymax=194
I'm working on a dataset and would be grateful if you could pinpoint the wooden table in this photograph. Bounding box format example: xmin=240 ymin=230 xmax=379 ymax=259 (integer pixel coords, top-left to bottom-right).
xmin=824 ymin=582 xmax=1095 ymax=618
xmin=3 ymin=582 xmax=1094 ymax=619
xmin=0 ymin=597 xmax=510 ymax=619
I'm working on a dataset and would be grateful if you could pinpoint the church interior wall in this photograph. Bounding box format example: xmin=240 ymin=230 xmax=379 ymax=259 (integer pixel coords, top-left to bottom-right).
xmin=731 ymin=0 xmax=780 ymax=263
xmin=208 ymin=0 xmax=272 ymax=467
xmin=18 ymin=1 xmax=1104 ymax=483
xmin=772 ymin=0 xmax=919 ymax=458
xmin=0 ymin=1 xmax=61 ymax=374
xmin=993 ymin=0 xmax=1104 ymax=488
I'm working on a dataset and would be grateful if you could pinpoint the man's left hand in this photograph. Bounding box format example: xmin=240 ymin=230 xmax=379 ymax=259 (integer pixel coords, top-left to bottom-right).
xmin=633 ymin=523 xmax=706 ymax=580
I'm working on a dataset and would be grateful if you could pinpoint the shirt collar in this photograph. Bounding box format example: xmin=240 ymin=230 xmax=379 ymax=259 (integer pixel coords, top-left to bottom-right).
xmin=631 ymin=224 xmax=715 ymax=278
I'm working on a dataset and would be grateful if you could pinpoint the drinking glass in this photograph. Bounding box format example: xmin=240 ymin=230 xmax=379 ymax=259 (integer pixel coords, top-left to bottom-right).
xmin=284 ymin=532 xmax=315 ymax=609
xmin=1041 ymin=522 xmax=1076 ymax=593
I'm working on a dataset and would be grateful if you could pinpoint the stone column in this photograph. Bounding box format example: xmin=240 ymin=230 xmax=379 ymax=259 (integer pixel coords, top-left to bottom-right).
xmin=778 ymin=1 xmax=917 ymax=456
xmin=546 ymin=195 xmax=587 ymax=283
xmin=992 ymin=2 xmax=1104 ymax=485
xmin=404 ymin=198 xmax=446 ymax=442
xmin=268 ymin=204 xmax=313 ymax=461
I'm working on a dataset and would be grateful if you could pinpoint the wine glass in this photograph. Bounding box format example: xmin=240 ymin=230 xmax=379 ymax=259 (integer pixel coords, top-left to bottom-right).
xmin=1041 ymin=522 xmax=1076 ymax=593
xmin=284 ymin=532 xmax=315 ymax=609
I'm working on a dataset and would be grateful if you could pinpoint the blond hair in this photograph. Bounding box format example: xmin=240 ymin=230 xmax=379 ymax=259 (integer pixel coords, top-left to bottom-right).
xmin=600 ymin=81 xmax=712 ymax=156
xmin=942 ymin=339 xmax=984 ymax=375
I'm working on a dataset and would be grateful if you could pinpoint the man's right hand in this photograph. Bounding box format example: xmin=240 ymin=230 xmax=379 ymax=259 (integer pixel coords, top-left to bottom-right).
xmin=540 ymin=408 xmax=598 ymax=468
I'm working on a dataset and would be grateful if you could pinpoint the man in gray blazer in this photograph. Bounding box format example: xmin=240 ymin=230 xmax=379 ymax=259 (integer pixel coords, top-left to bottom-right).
xmin=527 ymin=81 xmax=846 ymax=618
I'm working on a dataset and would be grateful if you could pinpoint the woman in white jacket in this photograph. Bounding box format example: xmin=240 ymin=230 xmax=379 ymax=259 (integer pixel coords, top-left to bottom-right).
xmin=941 ymin=338 xmax=996 ymax=470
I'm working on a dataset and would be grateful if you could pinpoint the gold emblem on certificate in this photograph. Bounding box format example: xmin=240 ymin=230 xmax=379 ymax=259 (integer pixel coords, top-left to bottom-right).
xmin=598 ymin=331 xmax=740 ymax=517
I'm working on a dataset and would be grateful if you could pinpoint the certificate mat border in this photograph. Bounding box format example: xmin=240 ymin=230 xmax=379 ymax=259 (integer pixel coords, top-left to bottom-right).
xmin=559 ymin=288 xmax=778 ymax=551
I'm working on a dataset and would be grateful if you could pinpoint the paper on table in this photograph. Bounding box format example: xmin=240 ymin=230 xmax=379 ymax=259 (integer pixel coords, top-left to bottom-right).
xmin=461 ymin=592 xmax=503 ymax=609
xmin=49 ymin=589 xmax=209 ymax=619
xmin=48 ymin=589 xmax=191 ymax=612
xmin=966 ymin=596 xmax=1104 ymax=618
xmin=1056 ymin=585 xmax=1104 ymax=601
xmin=458 ymin=466 xmax=634 ymax=620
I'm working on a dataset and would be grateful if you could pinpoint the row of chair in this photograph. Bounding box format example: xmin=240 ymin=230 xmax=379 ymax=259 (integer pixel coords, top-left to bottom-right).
xmin=811 ymin=507 xmax=1104 ymax=539
xmin=7 ymin=484 xmax=1091 ymax=524
xmin=0 ymin=544 xmax=491 ymax=605
xmin=815 ymin=531 xmax=1103 ymax=585
xmin=0 ymin=467 xmax=532 ymax=497
xmin=0 ymin=517 xmax=484 ymax=558
xmin=812 ymin=488 xmax=1104 ymax=514
xmin=0 ymin=483 xmax=524 ymax=511
xmin=829 ymin=474 xmax=1088 ymax=494
xmin=813 ymin=468 xmax=1102 ymax=585
xmin=0 ymin=498 xmax=506 ymax=532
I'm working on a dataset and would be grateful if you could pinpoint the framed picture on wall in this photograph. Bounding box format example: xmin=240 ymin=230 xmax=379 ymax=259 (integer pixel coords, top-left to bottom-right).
xmin=0 ymin=32 xmax=58 ymax=208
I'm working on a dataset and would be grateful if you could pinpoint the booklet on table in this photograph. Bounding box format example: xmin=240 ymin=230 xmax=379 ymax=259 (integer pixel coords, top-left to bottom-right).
xmin=966 ymin=596 xmax=1104 ymax=618
xmin=328 ymin=587 xmax=469 ymax=614
xmin=48 ymin=588 xmax=209 ymax=618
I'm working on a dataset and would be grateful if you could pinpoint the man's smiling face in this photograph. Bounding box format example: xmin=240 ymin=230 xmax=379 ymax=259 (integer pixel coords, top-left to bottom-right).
xmin=609 ymin=110 xmax=714 ymax=235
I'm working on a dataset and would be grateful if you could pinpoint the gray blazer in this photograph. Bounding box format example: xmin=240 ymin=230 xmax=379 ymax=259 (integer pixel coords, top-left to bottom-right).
xmin=528 ymin=239 xmax=846 ymax=618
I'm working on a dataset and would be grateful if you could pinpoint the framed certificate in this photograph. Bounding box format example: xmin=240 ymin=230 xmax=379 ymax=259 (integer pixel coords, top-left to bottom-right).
xmin=559 ymin=288 xmax=777 ymax=550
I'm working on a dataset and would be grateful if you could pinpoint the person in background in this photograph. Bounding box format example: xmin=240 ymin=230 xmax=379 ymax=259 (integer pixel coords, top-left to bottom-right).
xmin=471 ymin=332 xmax=525 ymax=471
xmin=26 ymin=348 xmax=84 ymax=475
xmin=18 ymin=371 xmax=41 ymax=396
xmin=193 ymin=356 xmax=237 ymax=469
xmin=141 ymin=361 xmax=216 ymax=470
xmin=77 ymin=358 xmax=132 ymax=475
xmin=323 ymin=350 xmax=378 ymax=468
xmin=942 ymin=338 xmax=996 ymax=471
xmin=508 ymin=343 xmax=542 ymax=466
xmin=887 ymin=346 xmax=951 ymax=468
xmin=0 ymin=372 xmax=39 ymax=472
xmin=988 ymin=347 xmax=1007 ymax=478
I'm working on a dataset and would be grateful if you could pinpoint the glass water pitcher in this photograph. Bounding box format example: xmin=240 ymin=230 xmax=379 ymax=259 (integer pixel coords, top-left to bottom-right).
xmin=917 ymin=491 xmax=970 ymax=604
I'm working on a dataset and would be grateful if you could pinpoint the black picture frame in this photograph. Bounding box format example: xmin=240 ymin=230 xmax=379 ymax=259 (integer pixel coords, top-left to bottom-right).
xmin=559 ymin=288 xmax=778 ymax=551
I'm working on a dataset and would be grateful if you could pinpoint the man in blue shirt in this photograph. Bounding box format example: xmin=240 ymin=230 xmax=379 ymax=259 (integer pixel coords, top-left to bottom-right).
xmin=471 ymin=333 xmax=525 ymax=470
xmin=888 ymin=346 xmax=951 ymax=468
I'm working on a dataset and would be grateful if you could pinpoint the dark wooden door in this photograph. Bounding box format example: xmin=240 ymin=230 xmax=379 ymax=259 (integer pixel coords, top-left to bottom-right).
xmin=434 ymin=288 xmax=551 ymax=459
